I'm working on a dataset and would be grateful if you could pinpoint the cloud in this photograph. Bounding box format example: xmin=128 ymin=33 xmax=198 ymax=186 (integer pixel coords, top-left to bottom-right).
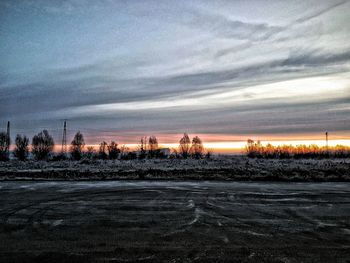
xmin=1 ymin=47 xmax=349 ymax=119
xmin=294 ymin=0 xmax=349 ymax=24
xmin=187 ymin=11 xmax=284 ymax=41
xmin=281 ymin=49 xmax=350 ymax=67
xmin=0 ymin=0 xmax=111 ymax=15
xmin=214 ymin=42 xmax=252 ymax=58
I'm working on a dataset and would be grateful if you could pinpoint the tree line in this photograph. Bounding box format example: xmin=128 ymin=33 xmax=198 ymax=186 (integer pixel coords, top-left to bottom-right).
xmin=245 ymin=139 xmax=350 ymax=158
xmin=0 ymin=130 xmax=209 ymax=161
xmin=2 ymin=129 xmax=349 ymax=161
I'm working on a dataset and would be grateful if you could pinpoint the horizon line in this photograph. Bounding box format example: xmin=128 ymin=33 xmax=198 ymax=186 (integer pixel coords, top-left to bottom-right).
xmin=43 ymin=139 xmax=350 ymax=154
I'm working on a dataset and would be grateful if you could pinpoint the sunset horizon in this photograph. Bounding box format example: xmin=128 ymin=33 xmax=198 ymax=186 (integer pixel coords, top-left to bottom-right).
xmin=18 ymin=131 xmax=350 ymax=154
xmin=2 ymin=118 xmax=350 ymax=153
xmin=1 ymin=1 xmax=350 ymax=261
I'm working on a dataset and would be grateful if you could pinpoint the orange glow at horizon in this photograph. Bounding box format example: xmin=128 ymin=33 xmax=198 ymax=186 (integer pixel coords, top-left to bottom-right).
xmin=44 ymin=130 xmax=350 ymax=154
xmin=10 ymin=131 xmax=350 ymax=154
xmin=53 ymin=139 xmax=350 ymax=154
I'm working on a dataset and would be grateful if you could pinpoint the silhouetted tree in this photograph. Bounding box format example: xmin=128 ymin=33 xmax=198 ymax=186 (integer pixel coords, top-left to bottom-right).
xmin=14 ymin=134 xmax=29 ymax=161
xmin=205 ymin=148 xmax=213 ymax=159
xmin=70 ymin=131 xmax=85 ymax=160
xmin=107 ymin=141 xmax=120 ymax=159
xmin=119 ymin=144 xmax=129 ymax=159
xmin=334 ymin=145 xmax=350 ymax=158
xmin=191 ymin=136 xmax=204 ymax=159
xmin=0 ymin=132 xmax=10 ymax=161
xmin=179 ymin=133 xmax=191 ymax=158
xmin=99 ymin=141 xmax=108 ymax=160
xmin=138 ymin=136 xmax=147 ymax=159
xmin=148 ymin=136 xmax=158 ymax=158
xmin=245 ymin=140 xmax=350 ymax=159
xmin=170 ymin=148 xmax=180 ymax=159
xmin=245 ymin=139 xmax=262 ymax=158
xmin=32 ymin=130 xmax=54 ymax=160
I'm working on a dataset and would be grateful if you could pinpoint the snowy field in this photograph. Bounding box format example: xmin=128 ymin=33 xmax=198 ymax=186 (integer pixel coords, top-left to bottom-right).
xmin=0 ymin=181 xmax=349 ymax=262
xmin=0 ymin=156 xmax=349 ymax=181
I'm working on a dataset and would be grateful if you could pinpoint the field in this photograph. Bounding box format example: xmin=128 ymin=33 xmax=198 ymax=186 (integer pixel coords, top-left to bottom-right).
xmin=0 ymin=156 xmax=349 ymax=181
xmin=0 ymin=181 xmax=349 ymax=262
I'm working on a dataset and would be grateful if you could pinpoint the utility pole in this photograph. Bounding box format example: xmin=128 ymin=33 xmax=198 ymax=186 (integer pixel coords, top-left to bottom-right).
xmin=61 ymin=120 xmax=67 ymax=154
xmin=325 ymin=131 xmax=329 ymax=152
xmin=6 ymin=121 xmax=10 ymax=156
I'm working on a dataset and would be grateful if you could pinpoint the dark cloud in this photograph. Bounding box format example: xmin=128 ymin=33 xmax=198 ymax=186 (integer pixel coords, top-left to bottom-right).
xmin=1 ymin=47 xmax=349 ymax=120
xmin=214 ymin=42 xmax=252 ymax=58
xmin=294 ymin=0 xmax=349 ymax=24
xmin=281 ymin=49 xmax=350 ymax=67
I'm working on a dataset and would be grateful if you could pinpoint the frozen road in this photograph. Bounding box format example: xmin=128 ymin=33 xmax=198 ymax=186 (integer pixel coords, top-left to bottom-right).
xmin=0 ymin=181 xmax=349 ymax=262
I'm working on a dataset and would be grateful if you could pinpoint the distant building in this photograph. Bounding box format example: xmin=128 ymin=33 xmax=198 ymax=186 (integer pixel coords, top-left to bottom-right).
xmin=132 ymin=147 xmax=171 ymax=157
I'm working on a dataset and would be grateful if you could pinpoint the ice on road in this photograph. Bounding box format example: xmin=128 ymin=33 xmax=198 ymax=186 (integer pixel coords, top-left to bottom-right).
xmin=0 ymin=181 xmax=349 ymax=262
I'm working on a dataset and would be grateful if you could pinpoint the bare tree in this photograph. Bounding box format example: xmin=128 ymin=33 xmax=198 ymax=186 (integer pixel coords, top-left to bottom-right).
xmin=14 ymin=134 xmax=29 ymax=161
xmin=191 ymin=136 xmax=204 ymax=159
xmin=138 ymin=136 xmax=147 ymax=159
xmin=70 ymin=131 xmax=85 ymax=160
xmin=170 ymin=148 xmax=179 ymax=159
xmin=179 ymin=133 xmax=191 ymax=158
xmin=148 ymin=136 xmax=158 ymax=158
xmin=245 ymin=139 xmax=262 ymax=158
xmin=99 ymin=141 xmax=108 ymax=160
xmin=32 ymin=130 xmax=54 ymax=160
xmin=0 ymin=132 xmax=10 ymax=161
xmin=205 ymin=148 xmax=213 ymax=159
xmin=119 ymin=144 xmax=129 ymax=159
xmin=107 ymin=141 xmax=120 ymax=159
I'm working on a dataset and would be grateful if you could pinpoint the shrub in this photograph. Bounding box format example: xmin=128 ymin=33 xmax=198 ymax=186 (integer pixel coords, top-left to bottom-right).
xmin=205 ymin=149 xmax=213 ymax=159
xmin=51 ymin=153 xmax=68 ymax=161
xmin=119 ymin=145 xmax=129 ymax=159
xmin=121 ymin=152 xmax=137 ymax=160
xmin=245 ymin=139 xmax=350 ymax=158
xmin=85 ymin=146 xmax=95 ymax=159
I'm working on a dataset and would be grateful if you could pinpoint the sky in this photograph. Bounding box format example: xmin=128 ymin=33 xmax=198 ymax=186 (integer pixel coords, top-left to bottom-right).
xmin=0 ymin=0 xmax=350 ymax=150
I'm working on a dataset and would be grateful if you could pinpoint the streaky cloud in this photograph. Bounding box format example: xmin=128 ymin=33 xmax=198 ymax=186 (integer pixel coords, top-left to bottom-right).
xmin=294 ymin=0 xmax=349 ymax=24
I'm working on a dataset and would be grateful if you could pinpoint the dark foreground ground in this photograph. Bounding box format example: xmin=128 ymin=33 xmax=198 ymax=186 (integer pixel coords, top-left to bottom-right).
xmin=0 ymin=181 xmax=349 ymax=262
